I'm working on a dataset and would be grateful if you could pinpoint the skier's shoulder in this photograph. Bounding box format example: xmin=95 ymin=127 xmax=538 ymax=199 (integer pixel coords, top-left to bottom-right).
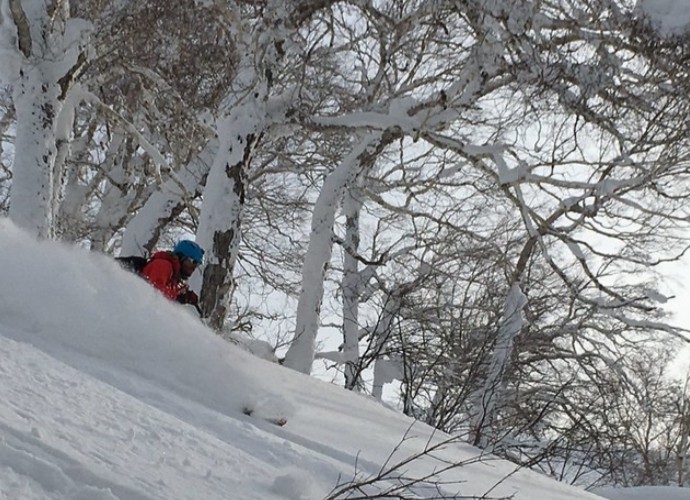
xmin=149 ymin=251 xmax=175 ymax=262
xmin=145 ymin=251 xmax=180 ymax=274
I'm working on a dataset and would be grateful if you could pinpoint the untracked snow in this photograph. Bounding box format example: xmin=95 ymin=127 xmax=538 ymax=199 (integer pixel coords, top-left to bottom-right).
xmin=0 ymin=217 xmax=683 ymax=499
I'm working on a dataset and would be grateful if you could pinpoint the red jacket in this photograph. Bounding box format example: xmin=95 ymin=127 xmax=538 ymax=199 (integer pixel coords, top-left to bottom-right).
xmin=141 ymin=252 xmax=187 ymax=300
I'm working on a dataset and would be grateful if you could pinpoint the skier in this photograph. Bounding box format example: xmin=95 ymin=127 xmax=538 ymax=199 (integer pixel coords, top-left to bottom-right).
xmin=140 ymin=240 xmax=204 ymax=307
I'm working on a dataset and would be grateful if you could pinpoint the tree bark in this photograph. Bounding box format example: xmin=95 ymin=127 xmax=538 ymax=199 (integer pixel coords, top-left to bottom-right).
xmin=5 ymin=0 xmax=86 ymax=239
xmin=120 ymin=140 xmax=215 ymax=256
xmin=342 ymin=186 xmax=362 ymax=389
xmin=197 ymin=120 xmax=260 ymax=330
xmin=9 ymin=65 xmax=62 ymax=238
xmin=469 ymin=283 xmax=527 ymax=448
xmin=284 ymin=132 xmax=397 ymax=374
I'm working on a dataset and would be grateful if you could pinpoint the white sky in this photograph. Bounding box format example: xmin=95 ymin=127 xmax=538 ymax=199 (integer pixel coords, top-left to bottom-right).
xmin=1 ymin=218 xmax=689 ymax=499
xmin=638 ymin=0 xmax=690 ymax=36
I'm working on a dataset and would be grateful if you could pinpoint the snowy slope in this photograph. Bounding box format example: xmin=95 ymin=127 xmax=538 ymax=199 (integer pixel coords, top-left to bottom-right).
xmin=0 ymin=218 xmax=650 ymax=499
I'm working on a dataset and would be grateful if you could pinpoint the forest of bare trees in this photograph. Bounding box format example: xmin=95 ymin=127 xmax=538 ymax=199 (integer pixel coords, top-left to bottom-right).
xmin=3 ymin=0 xmax=690 ymax=489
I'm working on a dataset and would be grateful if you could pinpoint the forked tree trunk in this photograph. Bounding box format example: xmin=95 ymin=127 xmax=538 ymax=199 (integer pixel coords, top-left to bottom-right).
xmin=284 ymin=132 xmax=398 ymax=374
xmin=5 ymin=0 xmax=87 ymax=239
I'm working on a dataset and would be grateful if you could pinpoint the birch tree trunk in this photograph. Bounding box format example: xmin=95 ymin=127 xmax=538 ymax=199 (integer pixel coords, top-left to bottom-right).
xmin=193 ymin=2 xmax=285 ymax=330
xmin=51 ymin=88 xmax=79 ymax=239
xmin=196 ymin=106 xmax=263 ymax=330
xmin=370 ymin=294 xmax=401 ymax=401
xmin=469 ymin=283 xmax=527 ymax=448
xmin=88 ymin=132 xmax=131 ymax=252
xmin=284 ymin=132 xmax=396 ymax=374
xmin=192 ymin=0 xmax=341 ymax=330
xmin=191 ymin=0 xmax=339 ymax=329
xmin=9 ymin=63 xmax=61 ymax=238
xmin=120 ymin=140 xmax=216 ymax=256
xmin=3 ymin=0 xmax=87 ymax=238
xmin=342 ymin=186 xmax=362 ymax=390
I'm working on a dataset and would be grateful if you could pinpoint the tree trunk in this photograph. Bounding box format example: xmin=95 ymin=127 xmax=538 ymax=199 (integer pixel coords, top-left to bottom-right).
xmin=283 ymin=133 xmax=388 ymax=374
xmin=120 ymin=140 xmax=215 ymax=256
xmin=197 ymin=112 xmax=261 ymax=330
xmin=5 ymin=0 xmax=86 ymax=239
xmin=342 ymin=187 xmax=362 ymax=390
xmin=9 ymin=65 xmax=62 ymax=238
xmin=470 ymin=282 xmax=527 ymax=448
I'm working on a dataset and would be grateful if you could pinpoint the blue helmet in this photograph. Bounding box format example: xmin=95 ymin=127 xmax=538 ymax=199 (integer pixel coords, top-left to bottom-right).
xmin=173 ymin=240 xmax=205 ymax=265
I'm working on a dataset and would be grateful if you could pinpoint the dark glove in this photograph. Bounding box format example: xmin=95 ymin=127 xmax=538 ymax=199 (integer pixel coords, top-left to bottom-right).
xmin=176 ymin=290 xmax=199 ymax=305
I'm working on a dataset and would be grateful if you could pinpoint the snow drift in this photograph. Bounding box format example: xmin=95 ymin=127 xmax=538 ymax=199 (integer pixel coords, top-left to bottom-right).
xmin=0 ymin=219 xmax=292 ymax=424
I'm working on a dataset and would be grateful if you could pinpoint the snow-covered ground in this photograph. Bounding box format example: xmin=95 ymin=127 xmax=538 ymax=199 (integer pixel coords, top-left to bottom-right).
xmin=0 ymin=218 xmax=687 ymax=500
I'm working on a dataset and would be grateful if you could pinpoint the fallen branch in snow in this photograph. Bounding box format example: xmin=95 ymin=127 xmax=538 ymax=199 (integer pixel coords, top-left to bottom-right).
xmin=323 ymin=423 xmax=513 ymax=499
